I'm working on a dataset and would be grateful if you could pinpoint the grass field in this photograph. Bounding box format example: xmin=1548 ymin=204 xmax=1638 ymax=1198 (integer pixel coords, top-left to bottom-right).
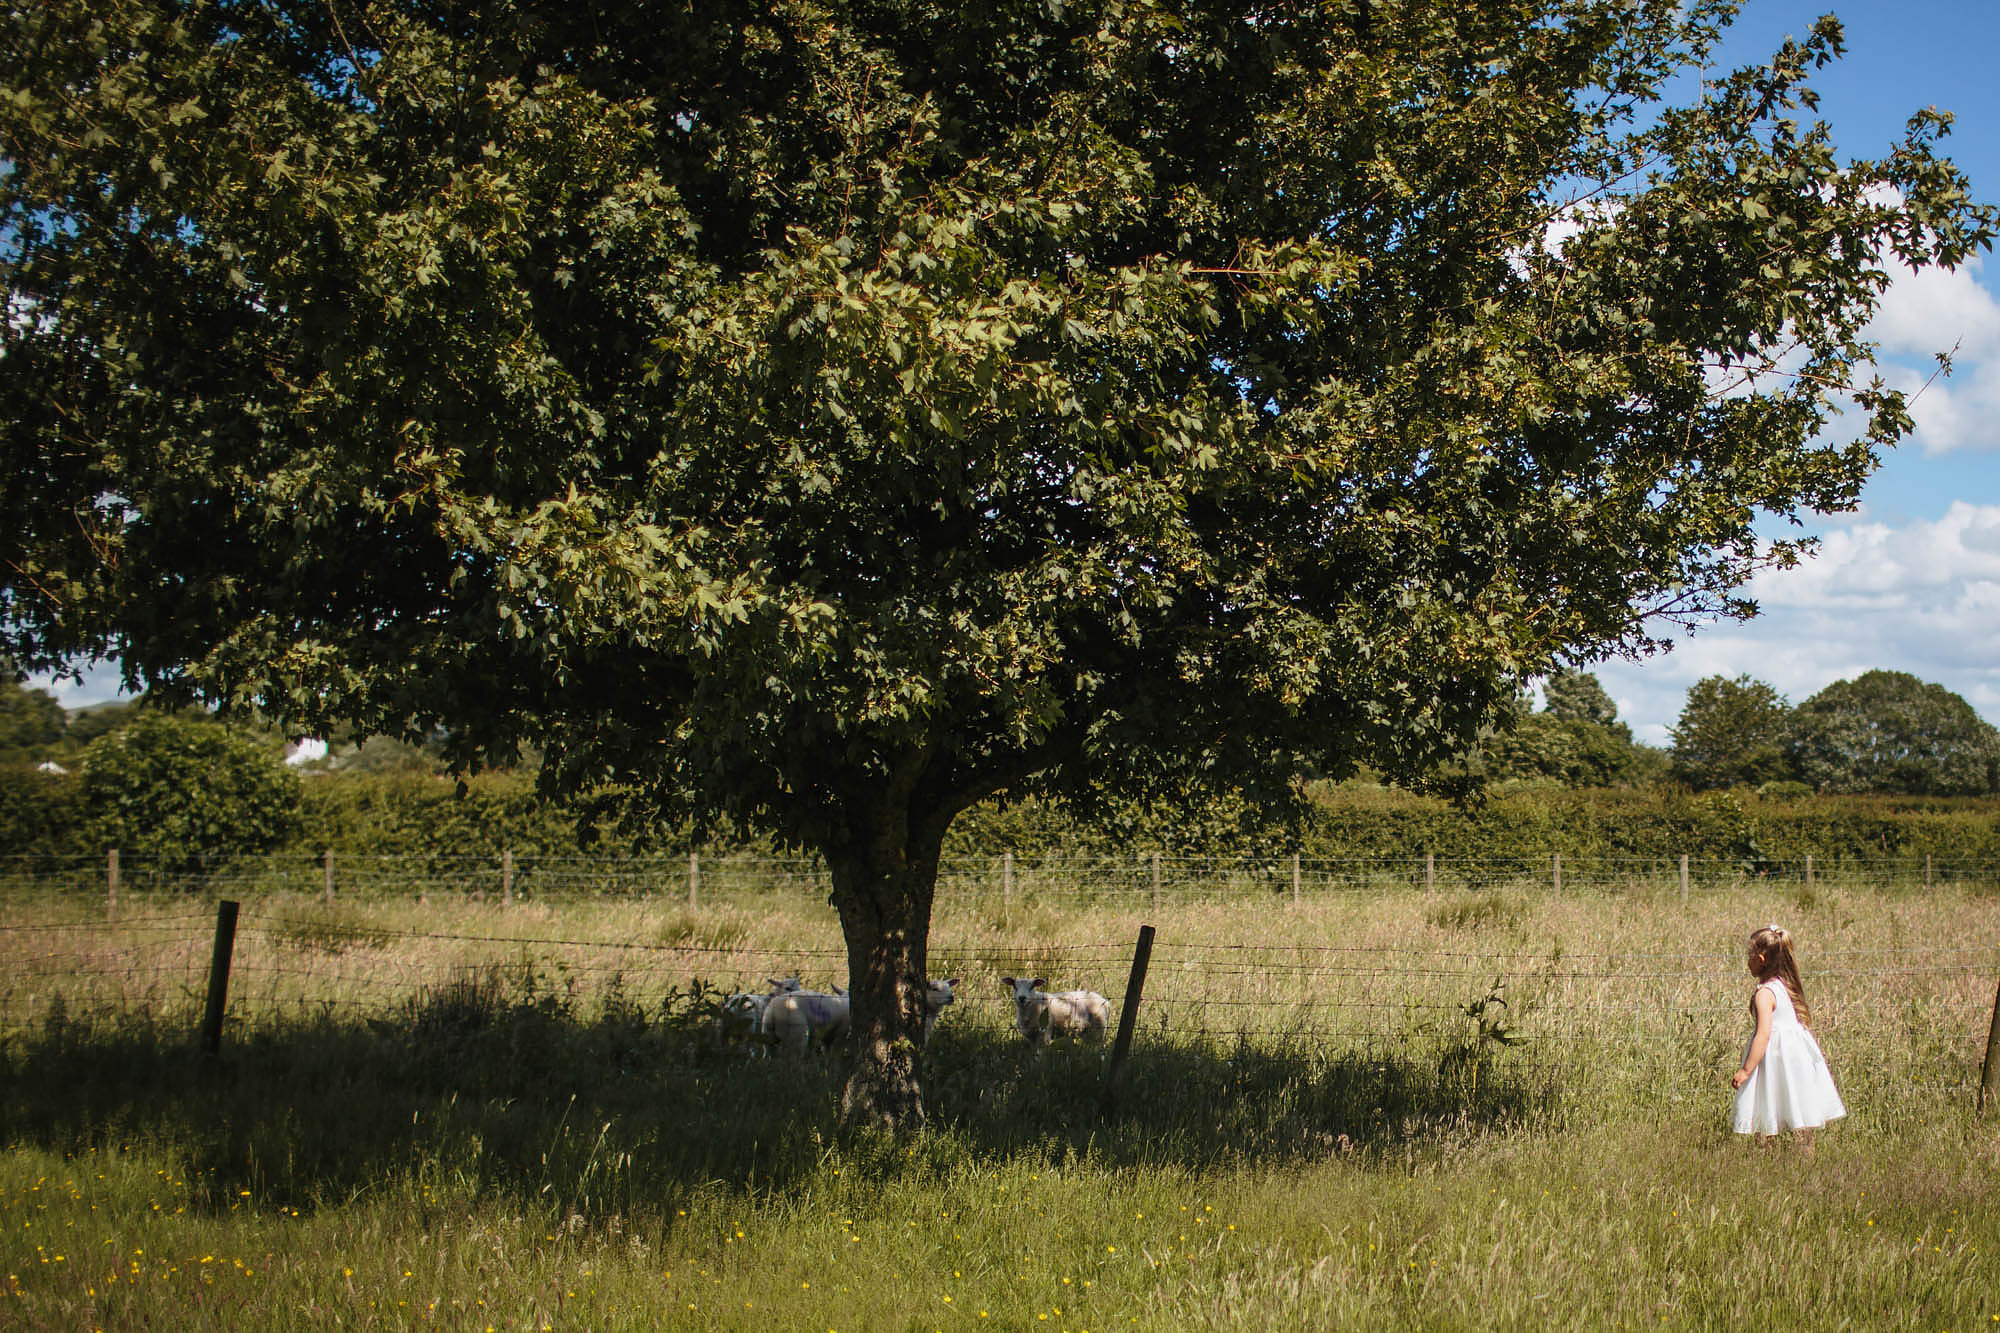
xmin=3 ymin=877 xmax=1998 ymax=1330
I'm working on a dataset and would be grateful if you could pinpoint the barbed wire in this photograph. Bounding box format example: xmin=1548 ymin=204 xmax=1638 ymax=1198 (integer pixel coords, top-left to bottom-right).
xmin=0 ymin=912 xmax=212 ymax=932
xmin=6 ymin=899 xmax=1996 ymax=1053
xmin=7 ymin=904 xmax=1992 ymax=973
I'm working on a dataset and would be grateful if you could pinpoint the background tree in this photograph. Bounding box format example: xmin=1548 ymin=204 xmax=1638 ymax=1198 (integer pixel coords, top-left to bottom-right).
xmin=1789 ymin=670 xmax=2000 ymax=796
xmin=313 ymin=734 xmax=449 ymax=777
xmin=1668 ymin=674 xmax=1794 ymax=790
xmin=63 ymin=699 xmax=143 ymax=750
xmin=3 ymin=1 xmax=1991 ymax=1125
xmin=1478 ymin=674 xmax=1666 ymax=788
xmin=81 ymin=711 xmax=304 ymax=874
xmin=1541 ymin=671 xmax=1619 ymax=728
xmin=0 ymin=678 xmax=67 ymax=764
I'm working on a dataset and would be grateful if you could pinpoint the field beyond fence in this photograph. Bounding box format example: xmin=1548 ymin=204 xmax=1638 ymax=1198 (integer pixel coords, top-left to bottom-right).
xmin=4 ymin=867 xmax=1999 ymax=1328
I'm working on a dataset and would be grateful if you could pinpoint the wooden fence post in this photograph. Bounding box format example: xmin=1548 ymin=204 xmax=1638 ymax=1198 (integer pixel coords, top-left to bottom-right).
xmin=688 ymin=852 xmax=699 ymax=910
xmin=106 ymin=848 xmax=118 ymax=922
xmin=1679 ymin=854 xmax=1689 ymax=902
xmin=1805 ymin=855 xmax=1814 ymax=891
xmin=1101 ymin=923 xmax=1156 ymax=1119
xmin=323 ymin=849 xmax=335 ymax=908
xmin=1291 ymin=852 xmax=1301 ymax=906
xmin=1002 ymin=851 xmax=1014 ymax=911
xmin=199 ymin=900 xmax=240 ymax=1057
xmin=1552 ymin=853 xmax=1562 ymax=894
xmin=1926 ymin=853 xmax=1934 ymax=889
xmin=1150 ymin=852 xmax=1161 ymax=912
xmin=502 ymin=849 xmax=515 ymax=908
xmin=1981 ymin=978 xmax=2000 ymax=1115
xmin=1425 ymin=852 xmax=1434 ymax=893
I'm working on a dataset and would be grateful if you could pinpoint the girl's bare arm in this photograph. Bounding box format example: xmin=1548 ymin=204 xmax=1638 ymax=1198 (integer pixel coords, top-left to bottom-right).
xmin=1731 ymin=988 xmax=1775 ymax=1089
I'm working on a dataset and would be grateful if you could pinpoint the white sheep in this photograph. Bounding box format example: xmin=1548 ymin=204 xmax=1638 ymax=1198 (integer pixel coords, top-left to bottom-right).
xmin=1002 ymin=976 xmax=1111 ymax=1047
xmin=713 ymin=990 xmax=770 ymax=1048
xmin=758 ymin=987 xmax=851 ymax=1058
xmin=712 ymin=976 xmax=803 ymax=1054
xmin=758 ymin=976 xmax=960 ymax=1057
xmin=923 ymin=976 xmax=962 ymax=1046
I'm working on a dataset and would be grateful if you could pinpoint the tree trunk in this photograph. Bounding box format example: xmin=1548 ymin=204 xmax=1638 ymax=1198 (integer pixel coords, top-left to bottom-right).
xmin=827 ymin=827 xmax=943 ymax=1131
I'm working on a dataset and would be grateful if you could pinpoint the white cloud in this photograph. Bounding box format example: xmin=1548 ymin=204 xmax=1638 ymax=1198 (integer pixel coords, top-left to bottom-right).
xmin=1597 ymin=503 xmax=2000 ymax=743
xmin=1750 ymin=503 xmax=2000 ymax=608
xmin=1867 ymin=255 xmax=2000 ymax=360
xmin=22 ymin=660 xmax=129 ymax=710
xmin=1879 ymin=355 xmax=2000 ymax=455
xmin=1863 ymin=254 xmax=2000 ymax=455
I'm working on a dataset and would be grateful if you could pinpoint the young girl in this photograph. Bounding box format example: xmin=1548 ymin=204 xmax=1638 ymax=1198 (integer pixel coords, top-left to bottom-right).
xmin=1730 ymin=924 xmax=1845 ymax=1148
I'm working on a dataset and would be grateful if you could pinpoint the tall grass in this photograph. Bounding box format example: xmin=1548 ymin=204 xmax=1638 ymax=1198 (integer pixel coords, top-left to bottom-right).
xmin=3 ymin=880 xmax=1997 ymax=1329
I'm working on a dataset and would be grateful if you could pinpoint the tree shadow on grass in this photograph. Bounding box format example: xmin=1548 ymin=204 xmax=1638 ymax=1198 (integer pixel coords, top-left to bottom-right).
xmin=0 ymin=974 xmax=1560 ymax=1221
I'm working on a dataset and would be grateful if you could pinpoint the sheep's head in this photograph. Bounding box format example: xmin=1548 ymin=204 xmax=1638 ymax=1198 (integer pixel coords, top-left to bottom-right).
xmin=925 ymin=977 xmax=962 ymax=1013
xmin=715 ymin=989 xmax=768 ymax=1034
xmin=1002 ymin=976 xmax=1047 ymax=1017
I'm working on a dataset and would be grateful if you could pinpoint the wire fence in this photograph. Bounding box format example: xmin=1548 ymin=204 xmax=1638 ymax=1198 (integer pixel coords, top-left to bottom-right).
xmin=4 ymin=899 xmax=1995 ymax=1100
xmin=5 ymin=848 xmax=2000 ymax=906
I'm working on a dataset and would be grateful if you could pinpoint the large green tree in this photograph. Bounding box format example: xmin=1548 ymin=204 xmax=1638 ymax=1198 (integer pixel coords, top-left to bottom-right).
xmin=1669 ymin=673 xmax=1794 ymax=790
xmin=1789 ymin=670 xmax=2000 ymax=796
xmin=3 ymin=0 xmax=1991 ymax=1125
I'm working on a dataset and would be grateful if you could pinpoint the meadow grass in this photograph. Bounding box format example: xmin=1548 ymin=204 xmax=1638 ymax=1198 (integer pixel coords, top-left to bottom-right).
xmin=3 ymin=879 xmax=1998 ymax=1329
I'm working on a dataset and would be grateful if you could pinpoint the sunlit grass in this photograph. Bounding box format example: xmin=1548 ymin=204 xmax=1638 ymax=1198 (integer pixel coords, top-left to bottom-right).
xmin=3 ymin=880 xmax=1998 ymax=1328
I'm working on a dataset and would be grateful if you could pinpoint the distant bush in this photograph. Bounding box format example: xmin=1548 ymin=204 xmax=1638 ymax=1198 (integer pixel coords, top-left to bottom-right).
xmin=0 ymin=765 xmax=87 ymax=859
xmin=5 ymin=756 xmax=1998 ymax=878
xmin=81 ymin=711 xmax=302 ymax=875
xmin=296 ymin=771 xmax=687 ymax=860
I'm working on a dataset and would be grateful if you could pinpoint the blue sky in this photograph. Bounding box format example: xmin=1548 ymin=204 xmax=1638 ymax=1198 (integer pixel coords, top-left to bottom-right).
xmin=1589 ymin=0 xmax=2000 ymax=743
xmin=30 ymin=1 xmax=2000 ymax=748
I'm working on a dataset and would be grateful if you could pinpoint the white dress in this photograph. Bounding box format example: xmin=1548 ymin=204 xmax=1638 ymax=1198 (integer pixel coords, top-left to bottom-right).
xmin=1733 ymin=977 xmax=1846 ymax=1135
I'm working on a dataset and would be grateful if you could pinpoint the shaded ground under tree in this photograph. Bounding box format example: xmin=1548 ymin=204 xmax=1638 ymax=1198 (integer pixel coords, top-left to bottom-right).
xmin=1 ymin=978 xmax=1556 ymax=1219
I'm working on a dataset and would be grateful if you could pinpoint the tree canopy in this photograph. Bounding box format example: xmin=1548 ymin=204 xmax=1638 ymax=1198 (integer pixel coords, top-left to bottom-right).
xmin=1470 ymin=674 xmax=1662 ymax=788
xmin=1541 ymin=670 xmax=1619 ymax=729
xmin=1669 ymin=673 xmax=1794 ymax=791
xmin=4 ymin=0 xmax=1992 ymax=1124
xmin=0 ymin=677 xmax=66 ymax=762
xmin=1789 ymin=670 xmax=2000 ymax=796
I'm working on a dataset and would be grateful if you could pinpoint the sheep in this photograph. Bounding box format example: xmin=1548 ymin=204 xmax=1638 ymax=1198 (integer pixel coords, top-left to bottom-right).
xmin=922 ymin=976 xmax=962 ymax=1046
xmin=758 ymin=987 xmax=851 ymax=1058
xmin=758 ymin=977 xmax=961 ymax=1057
xmin=713 ymin=989 xmax=771 ymax=1048
xmin=1002 ymin=976 xmax=1111 ymax=1047
xmin=712 ymin=976 xmax=803 ymax=1054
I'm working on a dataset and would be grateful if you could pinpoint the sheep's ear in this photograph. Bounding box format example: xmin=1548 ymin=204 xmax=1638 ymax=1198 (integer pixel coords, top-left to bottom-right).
xmin=947 ymin=977 xmax=962 ymax=988
xmin=1032 ymin=978 xmax=1046 ymax=990
xmin=1001 ymin=976 xmax=1015 ymax=988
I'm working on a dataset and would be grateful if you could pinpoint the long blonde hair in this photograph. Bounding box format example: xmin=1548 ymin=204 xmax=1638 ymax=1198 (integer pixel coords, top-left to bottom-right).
xmin=1748 ymin=924 xmax=1812 ymax=1028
